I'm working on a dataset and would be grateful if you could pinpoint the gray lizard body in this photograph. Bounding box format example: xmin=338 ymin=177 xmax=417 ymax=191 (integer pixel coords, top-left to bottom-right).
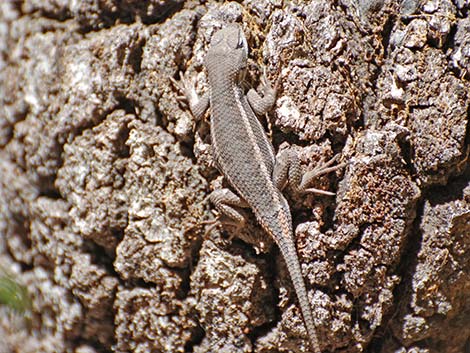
xmin=205 ymin=27 xmax=284 ymax=232
xmin=175 ymin=23 xmax=341 ymax=353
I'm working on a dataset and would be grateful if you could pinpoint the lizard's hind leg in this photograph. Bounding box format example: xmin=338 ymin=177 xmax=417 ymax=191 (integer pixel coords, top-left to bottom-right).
xmin=273 ymin=149 xmax=346 ymax=196
xmin=206 ymin=188 xmax=255 ymax=241
xmin=209 ymin=189 xmax=271 ymax=252
xmin=209 ymin=189 xmax=249 ymax=235
xmin=300 ymin=153 xmax=346 ymax=192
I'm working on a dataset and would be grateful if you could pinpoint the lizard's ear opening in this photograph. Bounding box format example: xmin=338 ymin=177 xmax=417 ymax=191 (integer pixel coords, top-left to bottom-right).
xmin=237 ymin=30 xmax=248 ymax=52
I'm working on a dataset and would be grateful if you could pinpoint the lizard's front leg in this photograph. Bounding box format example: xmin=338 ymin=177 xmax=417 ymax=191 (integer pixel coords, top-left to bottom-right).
xmin=171 ymin=71 xmax=210 ymax=121
xmin=273 ymin=149 xmax=345 ymax=195
xmin=246 ymin=69 xmax=277 ymax=116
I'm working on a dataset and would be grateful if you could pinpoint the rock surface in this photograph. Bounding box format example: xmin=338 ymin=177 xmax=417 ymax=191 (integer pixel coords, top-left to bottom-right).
xmin=1 ymin=0 xmax=469 ymax=352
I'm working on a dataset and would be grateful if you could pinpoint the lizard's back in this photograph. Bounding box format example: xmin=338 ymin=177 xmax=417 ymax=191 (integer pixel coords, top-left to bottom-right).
xmin=208 ymin=66 xmax=288 ymax=227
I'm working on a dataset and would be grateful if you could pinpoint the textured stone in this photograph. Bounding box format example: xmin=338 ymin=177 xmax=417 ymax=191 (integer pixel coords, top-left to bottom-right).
xmin=1 ymin=0 xmax=469 ymax=352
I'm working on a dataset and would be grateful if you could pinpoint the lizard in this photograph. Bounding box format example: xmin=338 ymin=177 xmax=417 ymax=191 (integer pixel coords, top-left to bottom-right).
xmin=173 ymin=23 xmax=343 ymax=353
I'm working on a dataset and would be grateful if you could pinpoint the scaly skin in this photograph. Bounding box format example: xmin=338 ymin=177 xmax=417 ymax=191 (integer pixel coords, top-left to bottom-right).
xmin=177 ymin=24 xmax=322 ymax=352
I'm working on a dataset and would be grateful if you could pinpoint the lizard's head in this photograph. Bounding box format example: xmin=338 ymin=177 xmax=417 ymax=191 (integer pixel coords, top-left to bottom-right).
xmin=205 ymin=23 xmax=248 ymax=79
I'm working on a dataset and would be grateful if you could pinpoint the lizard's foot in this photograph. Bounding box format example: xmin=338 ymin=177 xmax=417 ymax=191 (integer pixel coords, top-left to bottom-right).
xmin=183 ymin=217 xmax=221 ymax=239
xmin=170 ymin=71 xmax=210 ymax=121
xmin=273 ymin=150 xmax=346 ymax=196
xmin=208 ymin=188 xmax=250 ymax=239
xmin=300 ymin=154 xmax=347 ymax=194
xmin=184 ymin=188 xmax=250 ymax=239
xmin=170 ymin=71 xmax=196 ymax=104
xmin=201 ymin=217 xmax=222 ymax=238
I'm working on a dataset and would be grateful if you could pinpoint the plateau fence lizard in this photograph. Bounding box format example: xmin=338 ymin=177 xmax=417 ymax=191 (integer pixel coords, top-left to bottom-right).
xmin=173 ymin=23 xmax=343 ymax=353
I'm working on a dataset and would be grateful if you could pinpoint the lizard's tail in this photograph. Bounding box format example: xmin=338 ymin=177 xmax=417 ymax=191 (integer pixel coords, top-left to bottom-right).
xmin=277 ymin=236 xmax=322 ymax=353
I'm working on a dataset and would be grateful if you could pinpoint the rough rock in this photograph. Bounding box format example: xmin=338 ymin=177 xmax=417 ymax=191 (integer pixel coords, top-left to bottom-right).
xmin=1 ymin=0 xmax=469 ymax=352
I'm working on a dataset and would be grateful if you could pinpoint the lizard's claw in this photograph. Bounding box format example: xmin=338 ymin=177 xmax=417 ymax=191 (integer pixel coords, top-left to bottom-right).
xmin=302 ymin=155 xmax=345 ymax=182
xmin=259 ymin=67 xmax=276 ymax=96
xmin=183 ymin=217 xmax=222 ymax=239
xmin=169 ymin=74 xmax=183 ymax=93
xmin=171 ymin=71 xmax=197 ymax=104
xmin=260 ymin=67 xmax=269 ymax=86
xmin=298 ymin=154 xmax=347 ymax=194
xmin=304 ymin=188 xmax=336 ymax=196
xmin=202 ymin=218 xmax=222 ymax=238
xmin=262 ymin=66 xmax=282 ymax=94
xmin=170 ymin=71 xmax=209 ymax=121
